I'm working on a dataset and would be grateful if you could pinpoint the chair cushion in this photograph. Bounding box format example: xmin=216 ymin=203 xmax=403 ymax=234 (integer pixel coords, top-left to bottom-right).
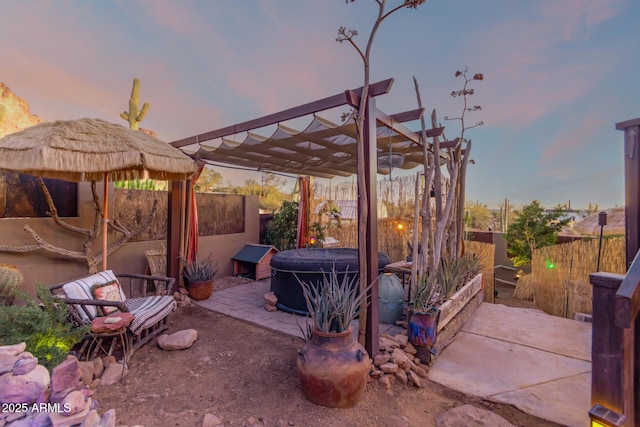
xmin=124 ymin=296 xmax=177 ymax=335
xmin=62 ymin=270 xmax=126 ymax=321
xmin=91 ymin=280 xmax=124 ymax=315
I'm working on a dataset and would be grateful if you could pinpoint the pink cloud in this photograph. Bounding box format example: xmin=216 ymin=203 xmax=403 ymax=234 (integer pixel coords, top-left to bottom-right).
xmin=467 ymin=2 xmax=620 ymax=129
xmin=540 ymin=112 xmax=606 ymax=164
xmin=538 ymin=0 xmax=623 ymax=41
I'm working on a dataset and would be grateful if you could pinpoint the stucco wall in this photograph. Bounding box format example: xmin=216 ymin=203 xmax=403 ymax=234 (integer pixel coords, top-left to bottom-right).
xmin=0 ymin=181 xmax=259 ymax=296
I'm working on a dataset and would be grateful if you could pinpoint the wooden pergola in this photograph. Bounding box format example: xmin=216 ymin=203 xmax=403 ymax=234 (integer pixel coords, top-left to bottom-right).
xmin=166 ymin=78 xmax=444 ymax=356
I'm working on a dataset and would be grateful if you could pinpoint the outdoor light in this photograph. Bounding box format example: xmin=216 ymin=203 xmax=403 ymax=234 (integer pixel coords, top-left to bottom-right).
xmin=545 ymin=260 xmax=555 ymax=269
xmin=589 ymin=403 xmax=625 ymax=426
xmin=397 ymin=223 xmax=404 ymax=231
xmin=597 ymin=211 xmax=608 ymax=272
xmin=308 ymin=236 xmax=316 ymax=246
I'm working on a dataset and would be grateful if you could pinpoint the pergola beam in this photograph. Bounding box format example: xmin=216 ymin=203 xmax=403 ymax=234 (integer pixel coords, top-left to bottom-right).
xmin=171 ymin=78 xmax=394 ymax=148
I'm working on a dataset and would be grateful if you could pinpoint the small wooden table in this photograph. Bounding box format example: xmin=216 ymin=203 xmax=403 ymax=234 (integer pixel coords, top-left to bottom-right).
xmin=89 ymin=313 xmax=135 ymax=365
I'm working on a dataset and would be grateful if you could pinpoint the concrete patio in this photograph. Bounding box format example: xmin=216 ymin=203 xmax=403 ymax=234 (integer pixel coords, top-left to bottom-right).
xmin=196 ymin=279 xmax=592 ymax=427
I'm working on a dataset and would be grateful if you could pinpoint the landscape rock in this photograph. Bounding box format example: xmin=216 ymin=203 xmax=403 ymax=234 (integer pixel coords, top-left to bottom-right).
xmin=264 ymin=304 xmax=278 ymax=312
xmin=0 ymin=372 xmax=41 ymax=404
xmin=435 ymin=404 xmax=515 ymax=426
xmin=413 ymin=365 xmax=429 ymax=378
xmin=62 ymin=390 xmax=89 ymax=416
xmin=0 ymin=354 xmax=18 ymax=375
xmin=92 ymin=357 xmax=104 ymax=379
xmin=78 ymin=361 xmax=95 ymax=386
xmin=393 ymin=333 xmax=408 ymax=347
xmin=202 ymin=413 xmax=224 ymax=427
xmin=100 ymin=362 xmax=127 ymax=386
xmin=158 ymin=329 xmax=198 ymax=350
xmin=12 ymin=355 xmax=38 ymax=375
xmin=394 ymin=368 xmax=408 ymax=385
xmin=48 ymin=398 xmax=92 ymax=427
xmin=99 ymin=408 xmax=116 ymax=427
xmin=51 ymin=356 xmax=80 ymax=394
xmin=373 ymin=353 xmax=391 ymax=367
xmin=370 ymin=369 xmax=383 ymax=379
xmin=407 ymin=370 xmax=423 ymax=388
xmin=79 ymin=409 xmax=101 ymax=427
xmin=378 ymin=374 xmax=392 ymax=390
xmin=379 ymin=336 xmax=399 ymax=351
xmin=403 ymin=342 xmax=417 ymax=355
xmin=102 ymin=356 xmax=117 ymax=368
xmin=31 ymin=412 xmax=53 ymax=427
xmin=379 ymin=362 xmax=398 ymax=374
xmin=264 ymin=292 xmax=278 ymax=306
xmin=0 ymin=342 xmax=26 ymax=356
xmin=390 ymin=348 xmax=411 ymax=370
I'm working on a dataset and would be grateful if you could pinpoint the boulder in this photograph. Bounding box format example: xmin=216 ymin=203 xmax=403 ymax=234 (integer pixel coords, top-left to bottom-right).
xmin=100 ymin=362 xmax=127 ymax=386
xmin=13 ymin=356 xmax=38 ymax=375
xmin=379 ymin=362 xmax=398 ymax=374
xmin=0 ymin=342 xmax=26 ymax=356
xmin=158 ymin=329 xmax=198 ymax=351
xmin=373 ymin=353 xmax=391 ymax=367
xmin=51 ymin=356 xmax=80 ymax=394
xmin=78 ymin=361 xmax=95 ymax=386
xmin=0 ymin=354 xmax=18 ymax=375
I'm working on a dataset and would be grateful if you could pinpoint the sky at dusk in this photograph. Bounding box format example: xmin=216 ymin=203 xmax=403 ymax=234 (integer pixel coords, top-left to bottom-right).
xmin=0 ymin=0 xmax=638 ymax=210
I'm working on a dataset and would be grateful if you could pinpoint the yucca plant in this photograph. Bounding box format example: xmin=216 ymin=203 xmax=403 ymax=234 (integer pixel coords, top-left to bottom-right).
xmin=411 ymin=270 xmax=444 ymax=314
xmin=296 ymin=268 xmax=373 ymax=334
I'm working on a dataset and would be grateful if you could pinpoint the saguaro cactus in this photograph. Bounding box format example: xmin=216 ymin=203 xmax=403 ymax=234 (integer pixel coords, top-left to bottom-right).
xmin=120 ymin=78 xmax=149 ymax=130
xmin=0 ymin=263 xmax=23 ymax=306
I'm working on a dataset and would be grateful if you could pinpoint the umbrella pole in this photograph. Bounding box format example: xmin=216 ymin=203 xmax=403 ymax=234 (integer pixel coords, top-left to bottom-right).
xmin=103 ymin=172 xmax=108 ymax=271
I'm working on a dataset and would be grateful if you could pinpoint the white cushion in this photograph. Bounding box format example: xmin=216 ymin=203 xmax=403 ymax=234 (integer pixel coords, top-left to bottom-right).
xmin=62 ymin=270 xmax=126 ymax=321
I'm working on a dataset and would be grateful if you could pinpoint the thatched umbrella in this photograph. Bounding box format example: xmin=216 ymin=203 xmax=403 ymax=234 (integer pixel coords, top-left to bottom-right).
xmin=0 ymin=118 xmax=197 ymax=270
xmin=573 ymin=207 xmax=626 ymax=235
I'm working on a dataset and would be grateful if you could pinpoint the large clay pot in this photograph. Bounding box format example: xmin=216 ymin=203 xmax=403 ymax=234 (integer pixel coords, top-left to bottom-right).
xmin=296 ymin=327 xmax=371 ymax=408
xmin=186 ymin=279 xmax=213 ymax=301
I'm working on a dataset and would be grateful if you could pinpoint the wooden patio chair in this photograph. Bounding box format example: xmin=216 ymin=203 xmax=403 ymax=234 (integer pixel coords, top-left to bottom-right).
xmin=50 ymin=270 xmax=176 ymax=362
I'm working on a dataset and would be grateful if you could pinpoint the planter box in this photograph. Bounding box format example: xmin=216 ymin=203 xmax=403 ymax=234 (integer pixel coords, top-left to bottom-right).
xmin=433 ymin=273 xmax=483 ymax=356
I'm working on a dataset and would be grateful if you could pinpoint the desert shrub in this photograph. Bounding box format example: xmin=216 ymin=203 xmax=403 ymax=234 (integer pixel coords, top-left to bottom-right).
xmin=0 ymin=286 xmax=87 ymax=371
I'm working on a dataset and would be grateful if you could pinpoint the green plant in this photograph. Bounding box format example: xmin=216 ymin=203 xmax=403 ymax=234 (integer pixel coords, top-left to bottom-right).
xmin=437 ymin=253 xmax=483 ymax=297
xmin=120 ymin=77 xmax=149 ymax=130
xmin=410 ymin=271 xmax=444 ymax=313
xmin=0 ymin=263 xmax=23 ymax=306
xmin=182 ymin=254 xmax=218 ymax=283
xmin=266 ymin=200 xmax=299 ymax=250
xmin=504 ymin=200 xmax=570 ymax=266
xmin=0 ymin=286 xmax=88 ymax=371
xmin=296 ymin=268 xmax=373 ymax=334
xmin=411 ymin=254 xmax=482 ymax=313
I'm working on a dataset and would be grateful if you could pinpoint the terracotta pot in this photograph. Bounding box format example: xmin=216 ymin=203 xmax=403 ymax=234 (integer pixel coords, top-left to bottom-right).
xmin=186 ymin=279 xmax=213 ymax=301
xmin=296 ymin=327 xmax=371 ymax=408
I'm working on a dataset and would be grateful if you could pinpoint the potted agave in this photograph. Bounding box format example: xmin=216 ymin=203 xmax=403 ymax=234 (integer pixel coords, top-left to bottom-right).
xmin=181 ymin=254 xmax=218 ymax=301
xmin=296 ymin=269 xmax=372 ymax=408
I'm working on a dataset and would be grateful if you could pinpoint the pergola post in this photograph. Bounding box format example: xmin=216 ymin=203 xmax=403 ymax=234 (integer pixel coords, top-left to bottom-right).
xmin=617 ymin=118 xmax=640 ymax=268
xmin=363 ymin=97 xmax=379 ymax=357
xmin=167 ymin=180 xmax=186 ymax=294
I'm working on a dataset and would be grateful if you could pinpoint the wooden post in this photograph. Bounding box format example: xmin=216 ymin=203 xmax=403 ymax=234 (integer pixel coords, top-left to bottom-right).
xmin=363 ymin=97 xmax=379 ymax=357
xmin=616 ymin=118 xmax=640 ymax=269
xmin=167 ymin=181 xmax=185 ymax=295
xmin=590 ymin=272 xmax=626 ymax=417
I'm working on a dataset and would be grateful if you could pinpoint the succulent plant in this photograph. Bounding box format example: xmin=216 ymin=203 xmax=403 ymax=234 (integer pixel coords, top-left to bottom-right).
xmin=0 ymin=263 xmax=24 ymax=306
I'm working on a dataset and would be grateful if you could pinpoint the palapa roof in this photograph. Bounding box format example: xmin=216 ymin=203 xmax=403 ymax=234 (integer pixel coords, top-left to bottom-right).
xmin=0 ymin=118 xmax=197 ymax=182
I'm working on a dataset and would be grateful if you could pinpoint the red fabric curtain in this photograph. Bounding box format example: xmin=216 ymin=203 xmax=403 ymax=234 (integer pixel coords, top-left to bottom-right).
xmin=296 ymin=176 xmax=311 ymax=248
xmin=186 ymin=161 xmax=206 ymax=265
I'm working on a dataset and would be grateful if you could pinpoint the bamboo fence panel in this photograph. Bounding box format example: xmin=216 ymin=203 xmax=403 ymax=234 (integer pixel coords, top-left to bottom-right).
xmin=466 ymin=240 xmax=495 ymax=303
xmin=531 ymin=237 xmax=625 ymax=318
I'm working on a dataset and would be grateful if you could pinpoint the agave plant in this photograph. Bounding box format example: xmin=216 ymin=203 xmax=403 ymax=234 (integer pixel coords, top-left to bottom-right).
xmin=437 ymin=253 xmax=483 ymax=298
xmin=296 ymin=268 xmax=373 ymax=334
xmin=181 ymin=254 xmax=218 ymax=283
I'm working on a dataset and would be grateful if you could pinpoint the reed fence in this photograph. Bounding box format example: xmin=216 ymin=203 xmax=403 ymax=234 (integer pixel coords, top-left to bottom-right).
xmin=531 ymin=237 xmax=625 ymax=318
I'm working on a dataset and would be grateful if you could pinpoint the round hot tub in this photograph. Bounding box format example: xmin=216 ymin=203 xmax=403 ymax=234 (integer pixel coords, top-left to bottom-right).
xmin=270 ymin=248 xmax=391 ymax=315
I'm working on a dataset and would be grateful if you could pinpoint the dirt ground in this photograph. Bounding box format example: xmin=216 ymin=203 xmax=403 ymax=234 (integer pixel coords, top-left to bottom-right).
xmin=94 ymin=279 xmax=560 ymax=427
